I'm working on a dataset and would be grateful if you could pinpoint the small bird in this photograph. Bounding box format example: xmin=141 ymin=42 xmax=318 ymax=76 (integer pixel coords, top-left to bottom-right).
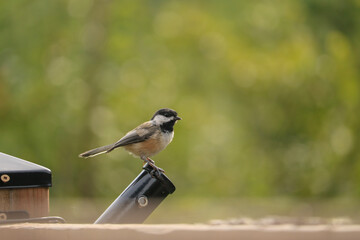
xmin=79 ymin=108 xmax=181 ymax=173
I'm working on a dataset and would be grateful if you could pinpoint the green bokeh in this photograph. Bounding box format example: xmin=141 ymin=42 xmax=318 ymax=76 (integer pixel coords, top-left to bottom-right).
xmin=1 ymin=0 xmax=360 ymax=205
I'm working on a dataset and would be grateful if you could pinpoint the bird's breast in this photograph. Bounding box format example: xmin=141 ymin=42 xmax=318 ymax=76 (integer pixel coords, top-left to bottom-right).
xmin=124 ymin=131 xmax=174 ymax=157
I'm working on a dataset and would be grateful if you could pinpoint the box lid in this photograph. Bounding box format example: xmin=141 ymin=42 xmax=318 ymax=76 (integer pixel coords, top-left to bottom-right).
xmin=0 ymin=152 xmax=52 ymax=189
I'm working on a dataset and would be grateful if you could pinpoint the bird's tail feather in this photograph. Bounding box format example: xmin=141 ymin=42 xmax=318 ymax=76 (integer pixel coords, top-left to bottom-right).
xmin=79 ymin=144 xmax=115 ymax=158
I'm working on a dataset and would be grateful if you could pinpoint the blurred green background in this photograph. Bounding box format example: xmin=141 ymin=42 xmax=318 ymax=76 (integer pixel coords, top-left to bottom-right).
xmin=1 ymin=0 xmax=360 ymax=223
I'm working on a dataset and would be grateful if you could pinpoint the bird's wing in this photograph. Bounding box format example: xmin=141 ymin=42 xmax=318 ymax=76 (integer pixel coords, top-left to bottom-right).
xmin=110 ymin=121 xmax=156 ymax=149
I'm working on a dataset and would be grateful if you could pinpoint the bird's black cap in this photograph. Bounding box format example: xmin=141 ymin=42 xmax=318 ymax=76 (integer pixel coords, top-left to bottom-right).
xmin=151 ymin=108 xmax=179 ymax=120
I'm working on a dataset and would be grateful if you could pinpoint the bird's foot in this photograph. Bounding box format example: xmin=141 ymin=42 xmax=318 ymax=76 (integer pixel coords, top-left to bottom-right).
xmin=147 ymin=158 xmax=155 ymax=164
xmin=142 ymin=157 xmax=165 ymax=175
xmin=147 ymin=157 xmax=164 ymax=173
xmin=154 ymin=166 xmax=165 ymax=173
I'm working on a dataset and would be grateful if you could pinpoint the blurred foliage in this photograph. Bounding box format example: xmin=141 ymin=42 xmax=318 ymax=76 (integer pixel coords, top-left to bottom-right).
xmin=1 ymin=0 xmax=360 ymax=202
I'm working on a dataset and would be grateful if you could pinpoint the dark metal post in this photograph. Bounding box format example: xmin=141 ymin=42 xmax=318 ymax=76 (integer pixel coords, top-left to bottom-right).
xmin=94 ymin=164 xmax=176 ymax=224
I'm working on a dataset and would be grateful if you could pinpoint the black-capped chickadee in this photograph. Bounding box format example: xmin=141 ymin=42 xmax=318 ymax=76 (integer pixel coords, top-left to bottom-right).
xmin=79 ymin=108 xmax=181 ymax=173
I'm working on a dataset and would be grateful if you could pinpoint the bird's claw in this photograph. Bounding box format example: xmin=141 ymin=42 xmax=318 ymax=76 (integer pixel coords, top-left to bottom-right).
xmin=147 ymin=158 xmax=155 ymax=164
xmin=155 ymin=166 xmax=165 ymax=173
xmin=142 ymin=157 xmax=165 ymax=176
xmin=149 ymin=166 xmax=165 ymax=178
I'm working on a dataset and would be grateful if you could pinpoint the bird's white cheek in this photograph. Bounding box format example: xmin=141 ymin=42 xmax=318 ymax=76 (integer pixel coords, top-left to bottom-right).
xmin=153 ymin=115 xmax=173 ymax=124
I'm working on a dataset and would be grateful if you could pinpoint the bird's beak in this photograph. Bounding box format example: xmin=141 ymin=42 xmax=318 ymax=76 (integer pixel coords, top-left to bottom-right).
xmin=175 ymin=116 xmax=182 ymax=121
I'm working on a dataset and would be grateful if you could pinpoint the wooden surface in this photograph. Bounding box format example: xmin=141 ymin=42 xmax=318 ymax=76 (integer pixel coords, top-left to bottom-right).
xmin=1 ymin=224 xmax=360 ymax=240
xmin=0 ymin=188 xmax=49 ymax=218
